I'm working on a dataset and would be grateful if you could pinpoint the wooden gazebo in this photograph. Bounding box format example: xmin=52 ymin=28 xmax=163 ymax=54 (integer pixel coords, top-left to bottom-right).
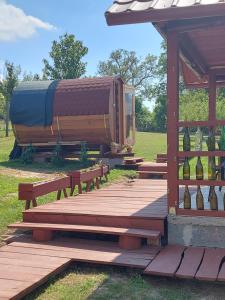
xmin=106 ymin=0 xmax=225 ymax=218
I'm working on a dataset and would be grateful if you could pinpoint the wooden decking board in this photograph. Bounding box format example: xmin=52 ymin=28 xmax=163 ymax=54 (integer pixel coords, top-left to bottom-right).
xmin=0 ymin=236 xmax=160 ymax=299
xmin=195 ymin=248 xmax=225 ymax=281
xmin=175 ymin=247 xmax=205 ymax=279
xmin=217 ymin=261 xmax=225 ymax=281
xmin=144 ymin=245 xmax=186 ymax=277
xmin=23 ymin=179 xmax=168 ymax=224
xmin=9 ymin=222 xmax=161 ymax=239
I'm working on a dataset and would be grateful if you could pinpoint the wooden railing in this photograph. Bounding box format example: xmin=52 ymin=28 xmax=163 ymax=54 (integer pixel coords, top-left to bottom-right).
xmin=19 ymin=165 xmax=110 ymax=209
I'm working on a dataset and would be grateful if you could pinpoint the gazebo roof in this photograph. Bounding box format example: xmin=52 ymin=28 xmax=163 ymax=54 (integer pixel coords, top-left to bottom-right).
xmin=105 ymin=0 xmax=225 ymax=87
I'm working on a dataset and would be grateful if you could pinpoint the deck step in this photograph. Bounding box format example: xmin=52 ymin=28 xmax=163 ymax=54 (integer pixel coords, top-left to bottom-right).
xmin=124 ymin=157 xmax=144 ymax=165
xmin=138 ymin=171 xmax=167 ymax=179
xmin=9 ymin=222 xmax=161 ymax=239
xmin=138 ymin=162 xmax=167 ymax=172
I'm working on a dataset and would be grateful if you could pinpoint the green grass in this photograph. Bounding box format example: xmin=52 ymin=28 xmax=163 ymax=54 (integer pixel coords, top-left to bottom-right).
xmin=134 ymin=132 xmax=167 ymax=161
xmin=25 ymin=264 xmax=225 ymax=300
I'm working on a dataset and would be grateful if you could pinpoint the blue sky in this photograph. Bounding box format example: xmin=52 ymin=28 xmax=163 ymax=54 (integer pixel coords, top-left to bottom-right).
xmin=0 ymin=0 xmax=163 ymax=77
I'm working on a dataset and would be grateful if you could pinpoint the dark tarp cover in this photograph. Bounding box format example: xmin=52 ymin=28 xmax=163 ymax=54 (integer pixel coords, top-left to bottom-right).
xmin=10 ymin=80 xmax=59 ymax=127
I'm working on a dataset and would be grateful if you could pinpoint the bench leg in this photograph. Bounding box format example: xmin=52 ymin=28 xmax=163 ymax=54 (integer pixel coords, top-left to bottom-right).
xmin=119 ymin=236 xmax=142 ymax=250
xmin=105 ymin=174 xmax=108 ymax=182
xmin=32 ymin=198 xmax=37 ymax=207
xmin=63 ymin=188 xmax=68 ymax=198
xmin=96 ymin=177 xmax=100 ymax=189
xmin=57 ymin=190 xmax=62 ymax=200
xmin=86 ymin=181 xmax=92 ymax=192
xmin=25 ymin=200 xmax=31 ymax=210
xmin=33 ymin=229 xmax=53 ymax=242
xmin=70 ymin=185 xmax=75 ymax=196
xmin=78 ymin=184 xmax=82 ymax=194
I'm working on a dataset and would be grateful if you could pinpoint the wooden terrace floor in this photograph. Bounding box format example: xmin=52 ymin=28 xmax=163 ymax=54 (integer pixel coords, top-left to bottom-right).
xmin=23 ymin=179 xmax=168 ymax=233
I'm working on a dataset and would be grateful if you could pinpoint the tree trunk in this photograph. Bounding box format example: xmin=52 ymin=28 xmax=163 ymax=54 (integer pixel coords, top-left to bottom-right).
xmin=5 ymin=101 xmax=9 ymax=137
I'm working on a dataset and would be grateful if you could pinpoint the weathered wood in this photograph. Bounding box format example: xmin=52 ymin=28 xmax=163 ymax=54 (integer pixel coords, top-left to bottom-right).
xmin=144 ymin=245 xmax=186 ymax=277
xmin=33 ymin=229 xmax=53 ymax=242
xmin=195 ymin=248 xmax=225 ymax=281
xmin=119 ymin=236 xmax=142 ymax=250
xmin=9 ymin=222 xmax=161 ymax=239
xmin=167 ymin=30 xmax=179 ymax=213
xmin=176 ymin=247 xmax=205 ymax=279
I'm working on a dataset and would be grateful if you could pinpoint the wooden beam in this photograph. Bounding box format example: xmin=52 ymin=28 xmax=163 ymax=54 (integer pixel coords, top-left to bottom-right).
xmin=208 ymin=70 xmax=217 ymax=123
xmin=167 ymin=30 xmax=179 ymax=214
xmin=179 ymin=33 xmax=208 ymax=76
xmin=166 ymin=16 xmax=225 ymax=33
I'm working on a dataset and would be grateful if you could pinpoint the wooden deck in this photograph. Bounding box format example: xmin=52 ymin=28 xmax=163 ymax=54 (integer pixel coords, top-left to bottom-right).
xmin=2 ymin=179 xmax=225 ymax=298
xmin=0 ymin=237 xmax=160 ymax=300
xmin=22 ymin=179 xmax=168 ymax=233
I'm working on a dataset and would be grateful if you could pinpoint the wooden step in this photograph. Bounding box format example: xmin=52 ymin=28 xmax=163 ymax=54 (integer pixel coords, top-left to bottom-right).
xmin=155 ymin=158 xmax=167 ymax=163
xmin=157 ymin=153 xmax=167 ymax=159
xmin=23 ymin=212 xmax=166 ymax=235
xmin=9 ymin=222 xmax=161 ymax=250
xmin=9 ymin=222 xmax=161 ymax=240
xmin=124 ymin=157 xmax=144 ymax=165
xmin=138 ymin=171 xmax=167 ymax=179
xmin=138 ymin=162 xmax=167 ymax=172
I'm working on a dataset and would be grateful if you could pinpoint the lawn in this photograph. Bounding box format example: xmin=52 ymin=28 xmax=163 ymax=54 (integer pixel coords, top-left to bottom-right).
xmin=1 ymin=131 xmax=225 ymax=300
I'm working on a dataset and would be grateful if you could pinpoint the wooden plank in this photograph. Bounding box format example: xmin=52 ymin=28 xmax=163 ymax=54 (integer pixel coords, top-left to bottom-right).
xmin=167 ymin=30 xmax=179 ymax=212
xmin=9 ymin=222 xmax=161 ymax=239
xmin=217 ymin=260 xmax=225 ymax=282
xmin=195 ymin=248 xmax=225 ymax=281
xmin=176 ymin=247 xmax=205 ymax=279
xmin=144 ymin=245 xmax=185 ymax=277
xmin=3 ymin=238 xmax=158 ymax=269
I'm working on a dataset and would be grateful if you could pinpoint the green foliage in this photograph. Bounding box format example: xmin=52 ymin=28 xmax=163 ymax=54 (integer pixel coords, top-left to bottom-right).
xmin=79 ymin=142 xmax=88 ymax=165
xmin=43 ymin=33 xmax=88 ymax=80
xmin=135 ymin=96 xmax=153 ymax=132
xmin=22 ymin=71 xmax=41 ymax=81
xmin=21 ymin=144 xmax=35 ymax=164
xmin=97 ymin=49 xmax=157 ymax=96
xmin=51 ymin=143 xmax=64 ymax=166
xmin=0 ymin=61 xmax=21 ymax=136
xmin=0 ymin=92 xmax=5 ymax=120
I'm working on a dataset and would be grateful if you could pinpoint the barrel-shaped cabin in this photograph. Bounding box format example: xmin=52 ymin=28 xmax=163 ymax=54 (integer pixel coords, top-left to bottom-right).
xmin=10 ymin=76 xmax=135 ymax=152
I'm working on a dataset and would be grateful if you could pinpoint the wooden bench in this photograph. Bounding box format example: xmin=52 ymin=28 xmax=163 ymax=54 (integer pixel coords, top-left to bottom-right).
xmin=8 ymin=222 xmax=161 ymax=250
xmin=19 ymin=176 xmax=71 ymax=210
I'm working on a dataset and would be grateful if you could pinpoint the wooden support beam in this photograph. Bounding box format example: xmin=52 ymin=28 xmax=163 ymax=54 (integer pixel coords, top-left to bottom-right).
xmin=208 ymin=71 xmax=217 ymax=123
xmin=167 ymin=31 xmax=179 ymax=214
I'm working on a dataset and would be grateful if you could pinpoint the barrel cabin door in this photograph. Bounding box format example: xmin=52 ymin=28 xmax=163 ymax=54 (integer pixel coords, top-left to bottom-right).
xmin=123 ymin=85 xmax=135 ymax=147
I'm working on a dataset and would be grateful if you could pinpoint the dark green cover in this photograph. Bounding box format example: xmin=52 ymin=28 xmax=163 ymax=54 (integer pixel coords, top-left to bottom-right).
xmin=10 ymin=80 xmax=58 ymax=127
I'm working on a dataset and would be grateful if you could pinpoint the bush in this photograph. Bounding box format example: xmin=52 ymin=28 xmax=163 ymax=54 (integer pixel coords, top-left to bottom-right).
xmin=79 ymin=142 xmax=88 ymax=165
xmin=21 ymin=144 xmax=35 ymax=164
xmin=51 ymin=143 xmax=64 ymax=166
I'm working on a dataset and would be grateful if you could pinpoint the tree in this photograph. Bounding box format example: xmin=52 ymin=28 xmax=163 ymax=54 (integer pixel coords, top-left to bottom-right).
xmin=43 ymin=33 xmax=88 ymax=80
xmin=97 ymin=49 xmax=157 ymax=96
xmin=22 ymin=71 xmax=41 ymax=81
xmin=0 ymin=92 xmax=4 ymax=120
xmin=148 ymin=42 xmax=167 ymax=132
xmin=135 ymin=96 xmax=153 ymax=132
xmin=0 ymin=62 xmax=21 ymax=137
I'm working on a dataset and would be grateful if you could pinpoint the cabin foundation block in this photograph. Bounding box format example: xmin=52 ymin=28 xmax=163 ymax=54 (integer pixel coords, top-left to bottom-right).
xmin=33 ymin=229 xmax=53 ymax=242
xmin=119 ymin=235 xmax=142 ymax=250
xmin=168 ymin=215 xmax=225 ymax=248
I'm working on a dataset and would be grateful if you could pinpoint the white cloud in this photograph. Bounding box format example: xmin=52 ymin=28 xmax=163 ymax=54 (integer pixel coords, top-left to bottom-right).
xmin=0 ymin=0 xmax=56 ymax=42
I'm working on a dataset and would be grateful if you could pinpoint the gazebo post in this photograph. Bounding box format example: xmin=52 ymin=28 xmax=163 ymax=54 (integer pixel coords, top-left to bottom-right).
xmin=208 ymin=70 xmax=217 ymax=124
xmin=167 ymin=31 xmax=179 ymax=214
